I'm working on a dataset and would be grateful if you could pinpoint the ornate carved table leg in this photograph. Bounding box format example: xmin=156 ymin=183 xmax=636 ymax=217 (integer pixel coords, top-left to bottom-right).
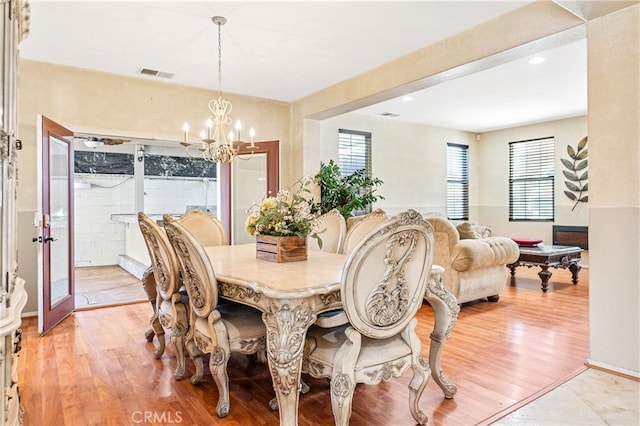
xmin=569 ymin=262 xmax=582 ymax=284
xmin=424 ymin=267 xmax=459 ymax=399
xmin=263 ymin=300 xmax=316 ymax=426
xmin=538 ymin=266 xmax=552 ymax=292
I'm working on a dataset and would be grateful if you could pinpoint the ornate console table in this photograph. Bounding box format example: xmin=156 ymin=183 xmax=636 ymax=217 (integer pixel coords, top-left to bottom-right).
xmin=507 ymin=245 xmax=583 ymax=292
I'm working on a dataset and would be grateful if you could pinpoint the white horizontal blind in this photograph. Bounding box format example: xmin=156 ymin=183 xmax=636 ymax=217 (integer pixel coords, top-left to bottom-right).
xmin=339 ymin=129 xmax=372 ymax=215
xmin=509 ymin=137 xmax=555 ymax=221
xmin=338 ymin=129 xmax=371 ymax=177
xmin=447 ymin=143 xmax=469 ymax=220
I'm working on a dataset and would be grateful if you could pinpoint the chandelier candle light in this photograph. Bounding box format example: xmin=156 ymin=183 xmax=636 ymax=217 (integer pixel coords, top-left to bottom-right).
xmin=181 ymin=16 xmax=257 ymax=163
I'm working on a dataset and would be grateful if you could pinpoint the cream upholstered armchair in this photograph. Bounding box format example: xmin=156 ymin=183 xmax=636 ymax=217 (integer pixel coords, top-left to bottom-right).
xmin=138 ymin=211 xmax=189 ymax=380
xmin=308 ymin=208 xmax=346 ymax=254
xmin=302 ymin=210 xmax=436 ymax=425
xmin=163 ymin=215 xmax=267 ymax=418
xmin=424 ymin=216 xmax=519 ymax=304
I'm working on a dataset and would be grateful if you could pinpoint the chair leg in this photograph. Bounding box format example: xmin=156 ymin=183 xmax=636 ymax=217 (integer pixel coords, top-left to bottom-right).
xmin=330 ymin=374 xmax=355 ymax=426
xmin=142 ymin=267 xmax=159 ymax=343
xmin=170 ymin=327 xmax=186 ymax=381
xmin=171 ymin=304 xmax=189 ymax=381
xmin=151 ymin=315 xmax=165 ymax=359
xmin=403 ymin=319 xmax=430 ymax=425
xmin=408 ymin=357 xmax=429 ymax=425
xmin=209 ymin=346 xmax=231 ymax=418
xmin=330 ymin=328 xmax=361 ymax=426
xmin=185 ymin=337 xmax=204 ymax=385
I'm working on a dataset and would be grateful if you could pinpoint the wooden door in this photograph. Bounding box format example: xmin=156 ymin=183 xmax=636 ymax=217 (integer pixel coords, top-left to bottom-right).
xmin=36 ymin=115 xmax=75 ymax=334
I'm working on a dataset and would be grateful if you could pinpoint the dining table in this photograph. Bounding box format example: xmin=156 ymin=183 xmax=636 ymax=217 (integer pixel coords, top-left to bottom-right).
xmin=204 ymin=243 xmax=459 ymax=426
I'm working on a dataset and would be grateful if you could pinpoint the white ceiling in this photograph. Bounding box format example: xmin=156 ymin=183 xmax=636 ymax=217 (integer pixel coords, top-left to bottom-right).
xmin=19 ymin=1 xmax=587 ymax=133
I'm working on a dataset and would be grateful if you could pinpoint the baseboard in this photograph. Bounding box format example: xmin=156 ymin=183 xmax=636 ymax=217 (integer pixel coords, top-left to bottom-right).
xmin=586 ymin=360 xmax=640 ymax=380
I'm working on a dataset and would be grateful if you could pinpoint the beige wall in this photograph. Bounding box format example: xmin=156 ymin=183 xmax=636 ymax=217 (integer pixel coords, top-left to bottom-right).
xmin=14 ymin=2 xmax=639 ymax=375
xmin=16 ymin=60 xmax=290 ymax=314
xmin=292 ymin=2 xmax=638 ymax=376
xmin=587 ymin=5 xmax=640 ymax=375
xmin=316 ymin=113 xmax=588 ymax=245
xmin=478 ymin=115 xmax=589 ymax=241
xmin=17 ymin=60 xmax=290 ymax=212
xmin=317 ymin=113 xmax=476 ymax=216
xmin=294 ymin=1 xmax=586 ymax=181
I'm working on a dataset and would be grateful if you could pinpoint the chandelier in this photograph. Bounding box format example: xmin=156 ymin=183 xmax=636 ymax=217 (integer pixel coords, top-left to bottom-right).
xmin=181 ymin=16 xmax=257 ymax=163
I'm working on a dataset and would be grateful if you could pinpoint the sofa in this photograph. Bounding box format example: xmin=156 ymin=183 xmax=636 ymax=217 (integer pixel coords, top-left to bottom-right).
xmin=425 ymin=216 xmax=520 ymax=304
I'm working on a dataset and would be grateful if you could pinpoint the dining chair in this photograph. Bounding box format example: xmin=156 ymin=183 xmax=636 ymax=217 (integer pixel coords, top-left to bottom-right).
xmin=138 ymin=211 xmax=189 ymax=380
xmin=308 ymin=208 xmax=347 ymax=254
xmin=315 ymin=209 xmax=386 ymax=328
xmin=340 ymin=208 xmax=387 ymax=255
xmin=177 ymin=209 xmax=227 ymax=246
xmin=163 ymin=214 xmax=267 ymax=418
xmin=302 ymin=209 xmax=435 ymax=425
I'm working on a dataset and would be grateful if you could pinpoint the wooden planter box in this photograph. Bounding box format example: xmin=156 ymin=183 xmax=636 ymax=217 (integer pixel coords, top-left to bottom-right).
xmin=256 ymin=235 xmax=307 ymax=263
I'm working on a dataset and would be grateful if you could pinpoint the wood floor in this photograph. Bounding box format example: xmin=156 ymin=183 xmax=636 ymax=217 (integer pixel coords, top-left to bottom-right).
xmin=18 ymin=265 xmax=589 ymax=425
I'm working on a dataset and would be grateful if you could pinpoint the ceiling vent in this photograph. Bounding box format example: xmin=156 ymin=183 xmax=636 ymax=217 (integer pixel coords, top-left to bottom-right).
xmin=138 ymin=68 xmax=174 ymax=79
xmin=379 ymin=112 xmax=400 ymax=117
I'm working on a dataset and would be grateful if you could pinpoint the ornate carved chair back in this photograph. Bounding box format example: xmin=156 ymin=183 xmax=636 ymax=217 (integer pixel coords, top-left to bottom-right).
xmin=138 ymin=211 xmax=180 ymax=301
xmin=302 ymin=209 xmax=436 ymax=425
xmin=177 ymin=209 xmax=227 ymax=247
xmin=163 ymin=214 xmax=219 ymax=320
xmin=138 ymin=211 xmax=189 ymax=380
xmin=308 ymin=208 xmax=347 ymax=254
xmin=342 ymin=209 xmax=435 ymax=339
xmin=164 ymin=214 xmax=268 ymax=418
xmin=341 ymin=208 xmax=388 ymax=256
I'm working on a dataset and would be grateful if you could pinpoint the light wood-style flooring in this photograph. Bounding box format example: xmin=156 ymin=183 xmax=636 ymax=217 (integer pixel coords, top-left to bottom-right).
xmin=75 ymin=265 xmax=148 ymax=309
xmin=18 ymin=265 xmax=589 ymax=425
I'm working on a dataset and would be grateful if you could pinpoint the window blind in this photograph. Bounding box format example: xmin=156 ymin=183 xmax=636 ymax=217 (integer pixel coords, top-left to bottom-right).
xmin=509 ymin=137 xmax=555 ymax=221
xmin=338 ymin=129 xmax=371 ymax=177
xmin=338 ymin=129 xmax=372 ymax=215
xmin=447 ymin=143 xmax=469 ymax=220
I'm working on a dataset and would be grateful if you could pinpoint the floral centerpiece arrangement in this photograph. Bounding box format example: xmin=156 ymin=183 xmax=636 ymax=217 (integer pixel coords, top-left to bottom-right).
xmin=245 ymin=176 xmax=322 ymax=260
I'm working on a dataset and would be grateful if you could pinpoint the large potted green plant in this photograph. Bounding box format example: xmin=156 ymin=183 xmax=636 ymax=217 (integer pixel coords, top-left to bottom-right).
xmin=314 ymin=159 xmax=384 ymax=220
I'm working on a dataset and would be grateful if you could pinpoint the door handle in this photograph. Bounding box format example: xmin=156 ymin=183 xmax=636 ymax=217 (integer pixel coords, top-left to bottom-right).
xmin=44 ymin=236 xmax=58 ymax=243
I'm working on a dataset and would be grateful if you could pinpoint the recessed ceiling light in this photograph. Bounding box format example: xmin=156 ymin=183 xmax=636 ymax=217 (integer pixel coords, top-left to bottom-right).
xmin=402 ymin=96 xmax=413 ymax=102
xmin=528 ymin=57 xmax=546 ymax=65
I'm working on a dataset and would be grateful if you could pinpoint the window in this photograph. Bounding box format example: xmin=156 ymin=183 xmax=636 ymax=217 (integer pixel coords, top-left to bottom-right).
xmin=338 ymin=129 xmax=372 ymax=214
xmin=447 ymin=143 xmax=469 ymax=220
xmin=509 ymin=137 xmax=555 ymax=221
xmin=339 ymin=129 xmax=371 ymax=176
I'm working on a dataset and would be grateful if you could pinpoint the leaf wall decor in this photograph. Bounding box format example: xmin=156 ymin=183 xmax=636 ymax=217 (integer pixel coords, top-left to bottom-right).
xmin=562 ymin=136 xmax=588 ymax=211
